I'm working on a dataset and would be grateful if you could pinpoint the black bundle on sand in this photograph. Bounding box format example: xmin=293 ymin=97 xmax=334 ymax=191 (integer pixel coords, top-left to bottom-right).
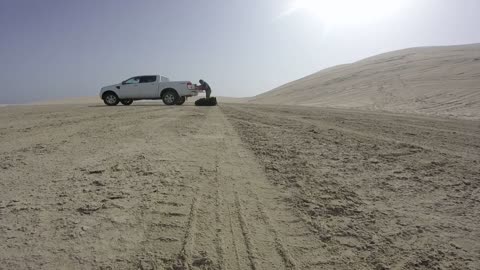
xmin=195 ymin=97 xmax=218 ymax=106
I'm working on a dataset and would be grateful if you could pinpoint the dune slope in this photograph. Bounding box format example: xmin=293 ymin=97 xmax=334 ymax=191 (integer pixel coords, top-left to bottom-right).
xmin=252 ymin=44 xmax=480 ymax=119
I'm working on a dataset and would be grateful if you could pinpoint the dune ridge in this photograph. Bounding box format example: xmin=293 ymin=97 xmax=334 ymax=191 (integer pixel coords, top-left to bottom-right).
xmin=251 ymin=44 xmax=480 ymax=119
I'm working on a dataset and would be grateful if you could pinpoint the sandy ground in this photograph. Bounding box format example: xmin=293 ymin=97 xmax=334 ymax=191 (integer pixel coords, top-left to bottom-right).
xmin=0 ymin=103 xmax=479 ymax=269
xmin=29 ymin=96 xmax=248 ymax=106
xmin=252 ymin=44 xmax=480 ymax=120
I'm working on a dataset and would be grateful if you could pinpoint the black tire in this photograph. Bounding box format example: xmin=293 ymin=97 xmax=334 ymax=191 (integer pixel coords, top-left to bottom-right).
xmin=120 ymin=99 xmax=133 ymax=106
xmin=176 ymin=96 xmax=186 ymax=105
xmin=195 ymin=97 xmax=217 ymax=106
xmin=162 ymin=90 xmax=179 ymax=106
xmin=103 ymin=92 xmax=120 ymax=106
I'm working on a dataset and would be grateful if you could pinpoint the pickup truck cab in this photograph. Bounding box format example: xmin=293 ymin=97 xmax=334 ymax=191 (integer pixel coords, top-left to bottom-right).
xmin=100 ymin=75 xmax=199 ymax=106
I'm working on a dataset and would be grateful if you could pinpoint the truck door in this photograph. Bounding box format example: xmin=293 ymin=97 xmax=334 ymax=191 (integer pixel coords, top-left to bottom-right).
xmin=139 ymin=76 xmax=159 ymax=98
xmin=118 ymin=77 xmax=140 ymax=99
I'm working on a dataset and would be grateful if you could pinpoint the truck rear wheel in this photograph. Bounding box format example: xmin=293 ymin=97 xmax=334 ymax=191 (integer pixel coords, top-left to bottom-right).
xmin=176 ymin=96 xmax=186 ymax=105
xmin=163 ymin=90 xmax=179 ymax=106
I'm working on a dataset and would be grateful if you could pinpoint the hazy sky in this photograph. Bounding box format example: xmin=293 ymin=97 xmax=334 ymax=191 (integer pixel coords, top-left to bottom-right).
xmin=1 ymin=0 xmax=479 ymax=103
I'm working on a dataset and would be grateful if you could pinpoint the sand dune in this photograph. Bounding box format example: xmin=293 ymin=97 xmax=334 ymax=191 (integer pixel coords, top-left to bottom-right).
xmin=251 ymin=44 xmax=480 ymax=119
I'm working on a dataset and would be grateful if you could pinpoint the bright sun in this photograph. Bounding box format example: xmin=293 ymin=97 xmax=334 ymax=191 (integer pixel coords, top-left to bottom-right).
xmin=284 ymin=0 xmax=411 ymax=26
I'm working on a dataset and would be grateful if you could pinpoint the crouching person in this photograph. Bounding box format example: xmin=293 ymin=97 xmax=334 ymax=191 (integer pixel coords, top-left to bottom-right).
xmin=198 ymin=79 xmax=212 ymax=99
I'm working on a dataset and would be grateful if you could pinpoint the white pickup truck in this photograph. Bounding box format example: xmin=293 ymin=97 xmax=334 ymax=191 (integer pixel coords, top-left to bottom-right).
xmin=99 ymin=75 xmax=199 ymax=106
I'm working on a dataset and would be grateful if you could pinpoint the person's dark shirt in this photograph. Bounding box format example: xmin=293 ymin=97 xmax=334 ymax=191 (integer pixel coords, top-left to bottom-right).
xmin=200 ymin=81 xmax=211 ymax=91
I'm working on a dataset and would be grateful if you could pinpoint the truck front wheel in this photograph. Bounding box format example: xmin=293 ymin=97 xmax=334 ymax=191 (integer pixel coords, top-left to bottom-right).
xmin=163 ymin=90 xmax=179 ymax=106
xmin=103 ymin=92 xmax=119 ymax=106
xmin=176 ymin=96 xmax=186 ymax=105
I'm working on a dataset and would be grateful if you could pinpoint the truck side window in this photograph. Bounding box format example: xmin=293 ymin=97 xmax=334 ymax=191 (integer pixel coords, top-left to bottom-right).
xmin=140 ymin=76 xmax=157 ymax=83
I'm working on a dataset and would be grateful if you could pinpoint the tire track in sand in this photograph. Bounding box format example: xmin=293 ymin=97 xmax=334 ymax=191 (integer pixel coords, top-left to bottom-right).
xmin=173 ymin=195 xmax=200 ymax=269
xmin=174 ymin=107 xmax=322 ymax=269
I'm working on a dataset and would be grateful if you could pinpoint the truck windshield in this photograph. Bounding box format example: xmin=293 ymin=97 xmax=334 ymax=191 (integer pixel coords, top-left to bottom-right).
xmin=124 ymin=77 xmax=140 ymax=84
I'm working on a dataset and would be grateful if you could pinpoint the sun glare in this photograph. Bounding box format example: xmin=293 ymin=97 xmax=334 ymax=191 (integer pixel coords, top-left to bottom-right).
xmin=284 ymin=0 xmax=411 ymax=26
